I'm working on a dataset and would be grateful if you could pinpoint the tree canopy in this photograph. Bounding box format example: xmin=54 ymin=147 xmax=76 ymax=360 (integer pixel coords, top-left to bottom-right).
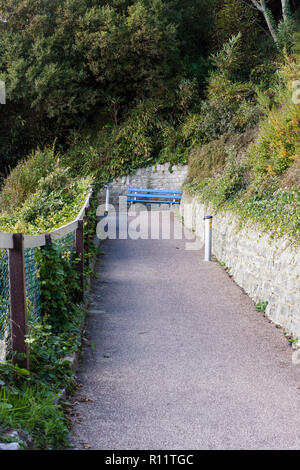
xmin=0 ymin=0 xmax=299 ymax=176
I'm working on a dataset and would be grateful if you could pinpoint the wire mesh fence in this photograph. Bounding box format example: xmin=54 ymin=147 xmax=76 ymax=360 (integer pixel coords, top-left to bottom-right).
xmin=24 ymin=232 xmax=76 ymax=326
xmin=24 ymin=248 xmax=42 ymax=323
xmin=55 ymin=231 xmax=76 ymax=255
xmin=0 ymin=190 xmax=91 ymax=364
xmin=0 ymin=249 xmax=9 ymax=360
xmin=0 ymin=231 xmax=77 ymax=360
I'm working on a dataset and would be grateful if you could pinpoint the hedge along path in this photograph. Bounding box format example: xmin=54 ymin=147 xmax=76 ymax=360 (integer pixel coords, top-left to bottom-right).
xmin=72 ymin=212 xmax=300 ymax=450
xmin=0 ymin=190 xmax=93 ymax=367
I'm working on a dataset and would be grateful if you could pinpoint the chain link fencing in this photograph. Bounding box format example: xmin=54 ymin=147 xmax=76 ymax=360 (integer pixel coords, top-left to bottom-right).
xmin=0 ymin=231 xmax=77 ymax=361
xmin=0 ymin=249 xmax=9 ymax=361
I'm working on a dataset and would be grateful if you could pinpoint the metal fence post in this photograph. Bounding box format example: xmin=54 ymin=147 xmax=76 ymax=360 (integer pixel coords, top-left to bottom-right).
xmin=8 ymin=233 xmax=29 ymax=368
xmin=204 ymin=216 xmax=213 ymax=262
xmin=75 ymin=220 xmax=84 ymax=301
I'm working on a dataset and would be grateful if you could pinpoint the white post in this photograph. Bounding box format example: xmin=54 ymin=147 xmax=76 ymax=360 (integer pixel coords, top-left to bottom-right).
xmin=105 ymin=185 xmax=111 ymax=215
xmin=204 ymin=216 xmax=212 ymax=262
xmin=0 ymin=81 xmax=6 ymax=105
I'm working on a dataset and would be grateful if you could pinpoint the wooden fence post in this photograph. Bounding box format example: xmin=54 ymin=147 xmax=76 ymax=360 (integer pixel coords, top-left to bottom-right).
xmin=75 ymin=220 xmax=84 ymax=302
xmin=84 ymin=208 xmax=90 ymax=270
xmin=8 ymin=233 xmax=29 ymax=369
xmin=45 ymin=234 xmax=52 ymax=245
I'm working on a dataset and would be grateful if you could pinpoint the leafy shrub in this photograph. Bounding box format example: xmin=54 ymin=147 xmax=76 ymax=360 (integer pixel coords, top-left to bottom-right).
xmin=0 ymin=382 xmax=69 ymax=449
xmin=0 ymin=146 xmax=92 ymax=234
xmin=157 ymin=122 xmax=188 ymax=165
xmin=190 ymin=146 xmax=250 ymax=208
xmin=187 ymin=129 xmax=257 ymax=184
xmin=186 ymin=52 xmax=300 ymax=242
xmin=63 ymin=101 xmax=164 ymax=180
xmin=35 ymin=244 xmax=80 ymax=333
xmin=64 ymin=98 xmax=193 ymax=181
xmin=0 ymin=147 xmax=59 ymax=213
xmin=20 ymin=173 xmax=91 ymax=232
xmin=210 ymin=33 xmax=243 ymax=80
xmin=176 ymin=78 xmax=200 ymax=115
xmin=248 ymin=54 xmax=300 ymax=182
xmin=179 ymin=71 xmax=259 ymax=148
xmin=213 ymin=0 xmax=269 ymax=80
xmin=200 ymin=94 xmax=258 ymax=144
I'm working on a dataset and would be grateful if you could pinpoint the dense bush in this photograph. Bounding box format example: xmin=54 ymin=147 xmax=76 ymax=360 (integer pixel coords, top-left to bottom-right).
xmin=187 ymin=129 xmax=257 ymax=184
xmin=62 ymin=98 xmax=194 ymax=182
xmin=185 ymin=50 xmax=300 ymax=242
xmin=0 ymin=147 xmax=92 ymax=234
xmin=0 ymin=147 xmax=59 ymax=212
xmin=0 ymin=0 xmax=218 ymax=175
xmin=248 ymin=54 xmax=300 ymax=182
xmin=58 ymin=35 xmax=262 ymax=184
xmin=213 ymin=0 xmax=275 ymax=80
xmin=2 ymin=0 xmax=296 ymax=178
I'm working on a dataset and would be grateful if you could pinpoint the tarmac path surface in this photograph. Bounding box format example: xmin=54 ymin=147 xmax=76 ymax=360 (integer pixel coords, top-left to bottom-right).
xmin=71 ymin=213 xmax=300 ymax=450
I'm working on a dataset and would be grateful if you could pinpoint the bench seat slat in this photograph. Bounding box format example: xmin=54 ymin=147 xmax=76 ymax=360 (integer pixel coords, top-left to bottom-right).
xmin=127 ymin=193 xmax=181 ymax=200
xmin=127 ymin=199 xmax=181 ymax=204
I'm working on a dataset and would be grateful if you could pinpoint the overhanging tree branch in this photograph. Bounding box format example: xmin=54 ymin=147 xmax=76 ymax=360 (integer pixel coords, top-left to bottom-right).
xmin=250 ymin=0 xmax=263 ymax=12
xmin=244 ymin=0 xmax=293 ymax=45
xmin=242 ymin=0 xmax=289 ymax=44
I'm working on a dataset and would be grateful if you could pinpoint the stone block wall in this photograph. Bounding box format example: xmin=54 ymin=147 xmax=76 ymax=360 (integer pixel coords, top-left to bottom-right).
xmin=179 ymin=193 xmax=300 ymax=341
xmin=98 ymin=163 xmax=188 ymax=206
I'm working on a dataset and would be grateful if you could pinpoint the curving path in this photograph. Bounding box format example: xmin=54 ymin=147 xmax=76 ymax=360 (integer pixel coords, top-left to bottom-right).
xmin=71 ymin=213 xmax=300 ymax=450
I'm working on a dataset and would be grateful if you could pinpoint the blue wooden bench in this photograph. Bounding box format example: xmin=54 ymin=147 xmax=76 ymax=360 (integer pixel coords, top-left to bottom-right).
xmin=127 ymin=188 xmax=182 ymax=206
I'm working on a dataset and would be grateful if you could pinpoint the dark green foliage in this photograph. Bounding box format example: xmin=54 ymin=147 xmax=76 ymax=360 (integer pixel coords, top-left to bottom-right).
xmin=0 ymin=195 xmax=96 ymax=449
xmin=62 ymin=99 xmax=192 ymax=182
xmin=36 ymin=243 xmax=80 ymax=333
xmin=185 ymin=50 xmax=300 ymax=243
xmin=213 ymin=0 xmax=272 ymax=80
xmin=0 ymin=0 xmax=188 ymax=174
xmin=0 ymin=380 xmax=69 ymax=449
xmin=0 ymin=0 xmax=259 ymax=177
xmin=0 ymin=0 xmax=293 ymax=181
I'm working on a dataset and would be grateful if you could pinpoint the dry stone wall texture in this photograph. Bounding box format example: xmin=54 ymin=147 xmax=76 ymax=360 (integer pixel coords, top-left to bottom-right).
xmin=180 ymin=193 xmax=300 ymax=341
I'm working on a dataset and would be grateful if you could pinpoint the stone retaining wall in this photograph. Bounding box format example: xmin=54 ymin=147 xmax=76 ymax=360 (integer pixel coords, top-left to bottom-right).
xmin=179 ymin=193 xmax=300 ymax=341
xmin=98 ymin=163 xmax=188 ymax=206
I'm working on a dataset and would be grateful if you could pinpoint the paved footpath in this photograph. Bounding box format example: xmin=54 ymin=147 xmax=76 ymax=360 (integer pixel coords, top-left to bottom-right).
xmin=71 ymin=213 xmax=300 ymax=450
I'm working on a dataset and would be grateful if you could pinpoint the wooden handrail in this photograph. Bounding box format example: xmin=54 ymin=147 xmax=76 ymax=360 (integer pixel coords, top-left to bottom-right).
xmin=0 ymin=233 xmax=14 ymax=249
xmin=76 ymin=190 xmax=92 ymax=222
xmin=51 ymin=220 xmax=79 ymax=241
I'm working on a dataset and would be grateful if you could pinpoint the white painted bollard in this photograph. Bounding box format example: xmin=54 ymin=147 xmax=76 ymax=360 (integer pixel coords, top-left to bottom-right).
xmin=204 ymin=216 xmax=213 ymax=262
xmin=0 ymin=80 xmax=6 ymax=105
xmin=105 ymin=184 xmax=111 ymax=215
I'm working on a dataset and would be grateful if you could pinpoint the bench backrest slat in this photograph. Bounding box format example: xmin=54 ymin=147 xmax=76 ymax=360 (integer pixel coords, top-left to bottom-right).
xmin=128 ymin=188 xmax=182 ymax=194
xmin=127 ymin=187 xmax=182 ymax=205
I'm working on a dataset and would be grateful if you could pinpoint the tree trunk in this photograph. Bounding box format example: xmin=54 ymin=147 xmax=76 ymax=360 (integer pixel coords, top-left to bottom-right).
xmin=250 ymin=0 xmax=292 ymax=44
xmin=250 ymin=0 xmax=278 ymax=44
xmin=281 ymin=0 xmax=289 ymax=23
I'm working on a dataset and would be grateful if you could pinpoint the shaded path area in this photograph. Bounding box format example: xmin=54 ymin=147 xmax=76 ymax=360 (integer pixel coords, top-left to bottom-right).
xmin=71 ymin=214 xmax=300 ymax=450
